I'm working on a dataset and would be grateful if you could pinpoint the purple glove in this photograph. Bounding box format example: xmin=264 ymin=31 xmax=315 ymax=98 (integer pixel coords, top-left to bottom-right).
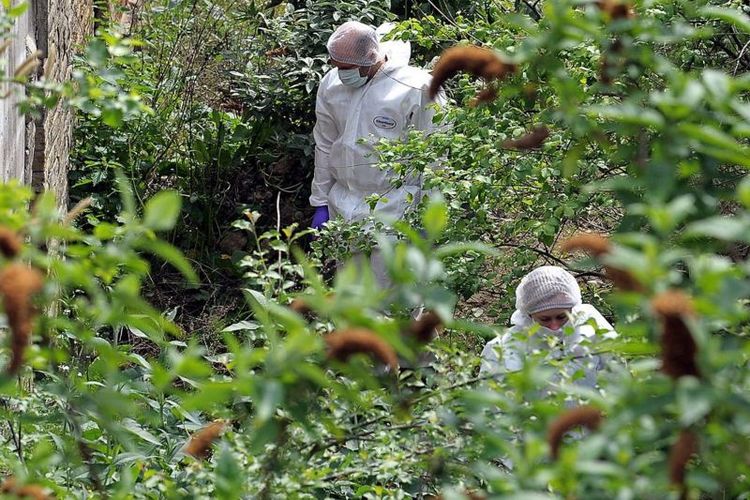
xmin=311 ymin=206 xmax=329 ymax=229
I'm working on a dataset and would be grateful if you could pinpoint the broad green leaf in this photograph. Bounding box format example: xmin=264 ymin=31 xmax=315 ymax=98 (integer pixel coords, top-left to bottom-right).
xmin=215 ymin=443 xmax=244 ymax=500
xmin=222 ymin=320 xmax=261 ymax=332
xmin=434 ymin=242 xmax=500 ymax=259
xmin=121 ymin=419 xmax=162 ymax=446
xmin=422 ymin=199 xmax=448 ymax=237
xmin=135 ymin=237 xmax=198 ymax=284
xmin=256 ymin=380 xmax=284 ymax=424
xmin=686 ymin=216 xmax=750 ymax=241
xmin=143 ymin=190 xmax=182 ymax=231
xmin=677 ymin=378 xmax=713 ymax=426
xmin=739 ymin=175 xmax=750 ymax=208
xmin=700 ymin=6 xmax=750 ymax=35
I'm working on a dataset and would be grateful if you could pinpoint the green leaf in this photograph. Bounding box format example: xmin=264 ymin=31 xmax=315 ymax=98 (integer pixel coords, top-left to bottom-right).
xmin=700 ymin=6 xmax=750 ymax=35
xmin=434 ymin=242 xmax=500 ymax=259
xmin=121 ymin=418 xmax=162 ymax=446
xmin=222 ymin=320 xmax=260 ymax=332
xmin=215 ymin=443 xmax=244 ymax=500
xmin=676 ymin=378 xmax=713 ymax=426
xmin=739 ymin=176 xmax=750 ymax=208
xmin=686 ymin=216 xmax=750 ymax=242
xmin=256 ymin=380 xmax=284 ymax=425
xmin=422 ymin=199 xmax=448 ymax=238
xmin=102 ymin=106 xmax=124 ymax=128
xmin=135 ymin=238 xmax=198 ymax=284
xmin=502 ymin=494 xmax=558 ymax=500
xmin=143 ymin=190 xmax=182 ymax=231
xmin=7 ymin=1 xmax=28 ymax=16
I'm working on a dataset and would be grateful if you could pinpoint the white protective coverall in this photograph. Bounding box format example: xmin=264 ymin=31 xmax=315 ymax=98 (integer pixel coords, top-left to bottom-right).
xmin=309 ymin=30 xmax=446 ymax=224
xmin=479 ymin=304 xmax=617 ymax=387
xmin=479 ymin=266 xmax=617 ymax=388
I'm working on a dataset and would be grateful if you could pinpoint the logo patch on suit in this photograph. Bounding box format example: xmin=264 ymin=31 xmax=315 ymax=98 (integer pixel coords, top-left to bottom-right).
xmin=373 ymin=115 xmax=397 ymax=129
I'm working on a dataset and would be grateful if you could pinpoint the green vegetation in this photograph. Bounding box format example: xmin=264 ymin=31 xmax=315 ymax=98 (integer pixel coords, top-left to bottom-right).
xmin=1 ymin=0 xmax=750 ymax=497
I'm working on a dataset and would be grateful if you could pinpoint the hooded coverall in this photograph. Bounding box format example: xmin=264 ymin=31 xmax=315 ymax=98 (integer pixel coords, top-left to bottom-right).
xmin=479 ymin=304 xmax=618 ymax=387
xmin=310 ymin=41 xmax=445 ymax=223
xmin=309 ymin=38 xmax=445 ymax=286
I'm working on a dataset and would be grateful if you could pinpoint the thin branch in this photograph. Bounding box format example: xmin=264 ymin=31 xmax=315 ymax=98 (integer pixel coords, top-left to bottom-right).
xmin=734 ymin=39 xmax=750 ymax=75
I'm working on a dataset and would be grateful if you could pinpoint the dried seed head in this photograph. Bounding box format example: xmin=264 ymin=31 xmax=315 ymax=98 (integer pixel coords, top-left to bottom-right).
xmin=290 ymin=297 xmax=313 ymax=315
xmin=63 ymin=197 xmax=92 ymax=225
xmin=652 ymin=291 xmax=700 ymax=379
xmin=42 ymin=45 xmax=57 ymax=80
xmin=185 ymin=420 xmax=226 ymax=460
xmin=0 ymin=227 xmax=22 ymax=258
xmin=595 ymin=0 xmax=635 ymax=20
xmin=13 ymin=51 xmax=42 ymax=79
xmin=265 ymin=47 xmax=289 ymax=58
xmin=468 ymin=86 xmax=498 ymax=107
xmin=599 ymin=54 xmax=615 ymax=84
xmin=406 ymin=311 xmax=443 ymax=343
xmin=561 ymin=233 xmax=611 ymax=257
xmin=560 ymin=233 xmax=642 ymax=291
xmin=0 ymin=477 xmax=51 ymax=500
xmin=0 ymin=264 xmax=44 ymax=374
xmin=0 ymin=40 xmax=12 ymax=56
xmin=652 ymin=290 xmax=695 ymax=317
xmin=325 ymin=328 xmax=398 ymax=371
xmin=429 ymin=46 xmax=516 ymax=99
xmin=547 ymin=405 xmax=603 ymax=459
xmin=604 ymin=266 xmax=642 ymax=292
xmin=668 ymin=430 xmax=697 ymax=488
xmin=501 ymin=125 xmax=550 ymax=150
xmin=660 ymin=316 xmax=700 ymax=379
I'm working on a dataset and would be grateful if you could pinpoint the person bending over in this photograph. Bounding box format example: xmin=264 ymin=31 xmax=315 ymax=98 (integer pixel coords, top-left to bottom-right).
xmin=480 ymin=266 xmax=617 ymax=387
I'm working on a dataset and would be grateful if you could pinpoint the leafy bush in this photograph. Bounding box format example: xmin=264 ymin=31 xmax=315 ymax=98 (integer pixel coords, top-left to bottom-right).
xmin=3 ymin=0 xmax=750 ymax=498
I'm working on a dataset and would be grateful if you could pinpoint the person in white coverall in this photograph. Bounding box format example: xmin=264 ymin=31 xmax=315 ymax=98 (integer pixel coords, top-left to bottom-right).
xmin=309 ymin=20 xmax=446 ymax=287
xmin=480 ymin=266 xmax=617 ymax=388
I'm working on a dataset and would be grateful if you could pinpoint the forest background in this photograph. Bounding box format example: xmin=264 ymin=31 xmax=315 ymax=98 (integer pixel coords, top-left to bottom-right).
xmin=1 ymin=0 xmax=750 ymax=498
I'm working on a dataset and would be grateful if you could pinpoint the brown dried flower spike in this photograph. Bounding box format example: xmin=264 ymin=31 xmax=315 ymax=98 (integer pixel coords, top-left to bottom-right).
xmin=0 ymin=227 xmax=21 ymax=259
xmin=468 ymin=85 xmax=498 ymax=108
xmin=0 ymin=477 xmax=51 ymax=500
xmin=560 ymin=233 xmax=643 ymax=292
xmin=325 ymin=328 xmax=398 ymax=371
xmin=289 ymin=297 xmax=313 ymax=316
xmin=652 ymin=290 xmax=700 ymax=379
xmin=668 ymin=430 xmax=698 ymax=496
xmin=185 ymin=420 xmax=226 ymax=460
xmin=406 ymin=310 xmax=443 ymax=343
xmin=547 ymin=405 xmax=603 ymax=459
xmin=502 ymin=125 xmax=550 ymax=150
xmin=560 ymin=232 xmax=611 ymax=256
xmin=0 ymin=264 xmax=44 ymax=374
xmin=595 ymin=0 xmax=635 ymax=20
xmin=429 ymin=46 xmax=516 ymax=99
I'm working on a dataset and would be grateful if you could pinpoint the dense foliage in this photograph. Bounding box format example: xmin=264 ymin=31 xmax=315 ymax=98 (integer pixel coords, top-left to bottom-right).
xmin=2 ymin=0 xmax=750 ymax=498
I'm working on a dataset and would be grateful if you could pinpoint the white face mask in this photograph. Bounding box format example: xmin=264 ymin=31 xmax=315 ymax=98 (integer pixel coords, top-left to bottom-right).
xmin=538 ymin=325 xmax=564 ymax=337
xmin=338 ymin=67 xmax=369 ymax=88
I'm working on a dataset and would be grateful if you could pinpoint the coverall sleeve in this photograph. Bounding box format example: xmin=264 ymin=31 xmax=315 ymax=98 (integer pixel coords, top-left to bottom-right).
xmin=310 ymin=85 xmax=339 ymax=207
xmin=479 ymin=338 xmax=503 ymax=376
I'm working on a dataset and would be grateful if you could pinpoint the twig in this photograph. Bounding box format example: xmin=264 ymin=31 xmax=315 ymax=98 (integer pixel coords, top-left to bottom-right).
xmin=7 ymin=419 xmax=23 ymax=462
xmin=734 ymin=39 xmax=750 ymax=75
xmin=493 ymin=242 xmax=605 ymax=280
xmin=275 ymin=191 xmax=283 ymax=297
xmin=520 ymin=0 xmax=543 ymax=21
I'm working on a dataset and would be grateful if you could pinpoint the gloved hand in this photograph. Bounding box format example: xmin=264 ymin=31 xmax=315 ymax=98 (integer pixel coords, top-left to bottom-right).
xmin=311 ymin=206 xmax=330 ymax=229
